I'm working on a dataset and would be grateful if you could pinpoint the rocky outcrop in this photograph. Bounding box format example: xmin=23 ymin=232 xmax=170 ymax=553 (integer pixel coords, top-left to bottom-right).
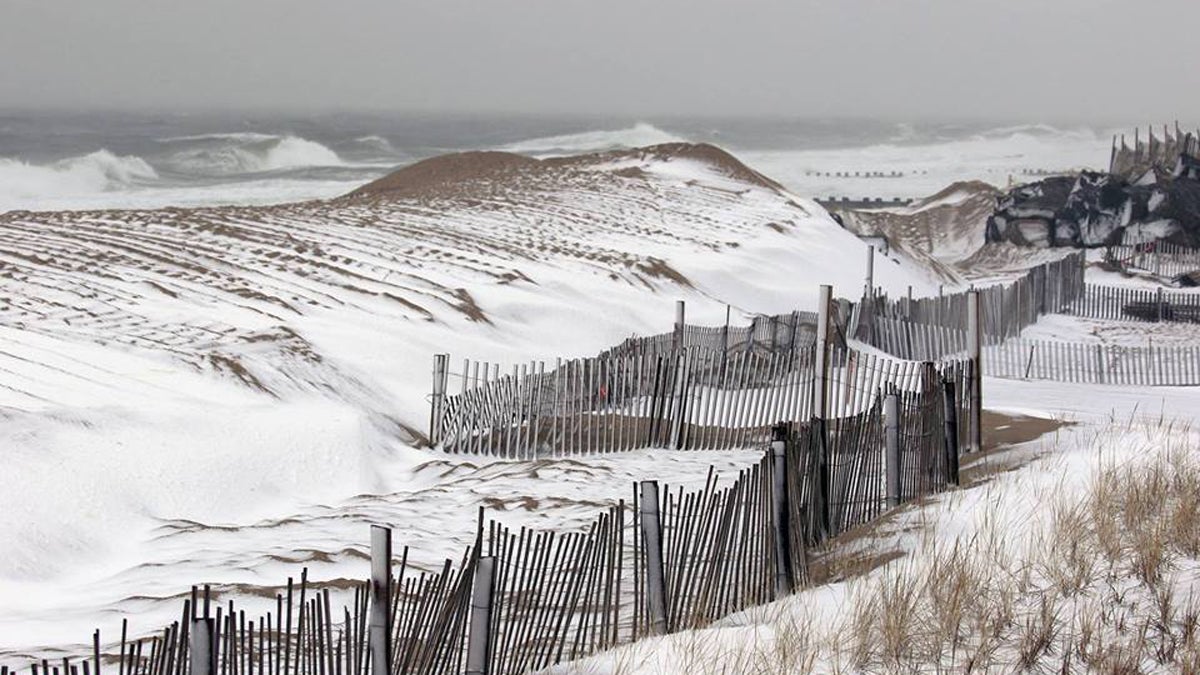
xmin=988 ymin=125 xmax=1200 ymax=249
xmin=986 ymin=166 xmax=1200 ymax=248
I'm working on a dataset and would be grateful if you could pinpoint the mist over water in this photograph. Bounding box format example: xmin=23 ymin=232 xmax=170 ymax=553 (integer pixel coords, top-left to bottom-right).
xmin=0 ymin=111 xmax=1118 ymax=212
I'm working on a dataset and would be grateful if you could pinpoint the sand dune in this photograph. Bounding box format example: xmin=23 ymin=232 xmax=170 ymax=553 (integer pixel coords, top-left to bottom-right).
xmin=0 ymin=142 xmax=939 ymax=656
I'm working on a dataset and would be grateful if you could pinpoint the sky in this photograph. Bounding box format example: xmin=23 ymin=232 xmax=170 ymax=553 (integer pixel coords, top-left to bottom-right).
xmin=2 ymin=0 xmax=1199 ymax=121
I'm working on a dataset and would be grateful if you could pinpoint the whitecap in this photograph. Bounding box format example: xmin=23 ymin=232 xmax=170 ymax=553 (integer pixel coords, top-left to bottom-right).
xmin=500 ymin=122 xmax=686 ymax=156
xmin=165 ymin=135 xmax=346 ymax=175
xmin=0 ymin=149 xmax=159 ymax=210
xmin=353 ymin=135 xmax=397 ymax=153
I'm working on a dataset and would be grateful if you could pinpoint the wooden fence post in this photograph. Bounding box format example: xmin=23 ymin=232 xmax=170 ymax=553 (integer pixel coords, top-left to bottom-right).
xmin=815 ymin=285 xmax=832 ymax=421
xmin=670 ymin=301 xmax=687 ymax=449
xmin=812 ymin=418 xmax=832 ymax=541
xmin=864 ymin=245 xmax=875 ymax=299
xmin=669 ymin=350 xmax=688 ymax=450
xmin=721 ymin=305 xmax=731 ymax=354
xmin=788 ymin=311 xmax=799 ymax=354
xmin=813 ymin=286 xmax=833 ymax=540
xmin=967 ymin=290 xmax=983 ymax=453
xmin=639 ymin=480 xmax=669 ymax=635
xmin=941 ymin=380 xmax=960 ymax=486
xmin=721 ymin=305 xmax=731 ymax=377
xmin=369 ymin=526 xmax=392 ymax=675
xmin=1039 ymin=262 xmax=1048 ymax=314
xmin=884 ymin=392 xmax=901 ymax=508
xmin=92 ymin=630 xmax=101 ymax=675
xmin=465 ymin=556 xmax=496 ymax=675
xmin=189 ymin=619 xmax=214 ymax=675
xmin=430 ymin=354 xmax=449 ymax=445
xmin=1157 ymin=287 xmax=1165 ymax=322
xmin=903 ymin=286 xmax=915 ymax=357
xmin=672 ymin=300 xmax=686 ymax=352
xmin=770 ymin=424 xmax=794 ymax=597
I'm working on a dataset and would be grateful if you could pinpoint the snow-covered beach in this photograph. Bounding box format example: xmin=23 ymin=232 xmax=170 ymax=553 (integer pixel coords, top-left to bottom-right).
xmin=1 ymin=118 xmax=1196 ymax=671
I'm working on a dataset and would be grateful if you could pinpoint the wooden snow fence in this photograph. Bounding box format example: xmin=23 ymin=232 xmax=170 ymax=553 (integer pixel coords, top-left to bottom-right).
xmin=435 ymin=346 xmax=819 ymax=457
xmin=1066 ymin=283 xmax=1200 ymax=323
xmin=866 ymin=317 xmax=971 ymax=362
xmin=869 ymin=309 xmax=1200 ymax=386
xmin=20 ymin=555 xmax=480 ymax=675
xmin=22 ymin=362 xmax=972 ymax=675
xmin=856 ymin=252 xmax=1086 ymax=350
xmin=433 ymin=345 xmax=972 ymax=457
xmin=984 ymin=338 xmax=1200 ymax=386
xmin=851 ymin=248 xmax=1200 ymax=386
xmin=826 ymin=364 xmax=968 ymax=536
xmin=1106 ymin=241 xmax=1200 ymax=280
xmin=598 ymin=310 xmax=820 ymax=362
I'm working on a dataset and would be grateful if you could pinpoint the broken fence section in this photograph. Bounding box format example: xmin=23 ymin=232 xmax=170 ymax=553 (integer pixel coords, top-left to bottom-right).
xmin=1106 ymin=241 xmax=1200 ymax=280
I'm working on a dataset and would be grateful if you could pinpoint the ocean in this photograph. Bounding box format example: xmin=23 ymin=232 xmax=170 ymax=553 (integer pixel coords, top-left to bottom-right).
xmin=0 ymin=111 xmax=1116 ymax=213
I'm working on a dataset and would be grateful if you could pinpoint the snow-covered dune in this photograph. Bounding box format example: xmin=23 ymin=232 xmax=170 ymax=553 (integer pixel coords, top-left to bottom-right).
xmin=0 ymin=143 xmax=937 ymax=655
xmin=832 ymin=180 xmax=1002 ymax=270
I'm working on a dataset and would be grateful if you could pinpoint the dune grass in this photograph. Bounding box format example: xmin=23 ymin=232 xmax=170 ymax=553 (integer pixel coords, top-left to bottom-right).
xmin=551 ymin=417 xmax=1200 ymax=674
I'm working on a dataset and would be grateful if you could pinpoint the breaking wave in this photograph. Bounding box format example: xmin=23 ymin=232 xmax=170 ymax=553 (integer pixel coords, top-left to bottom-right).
xmin=0 ymin=150 xmax=159 ymax=206
xmin=353 ymin=135 xmax=397 ymax=154
xmin=500 ymin=122 xmax=685 ymax=156
xmin=162 ymin=134 xmax=346 ymax=175
xmin=973 ymin=124 xmax=1100 ymax=142
xmin=876 ymin=122 xmax=1103 ymax=149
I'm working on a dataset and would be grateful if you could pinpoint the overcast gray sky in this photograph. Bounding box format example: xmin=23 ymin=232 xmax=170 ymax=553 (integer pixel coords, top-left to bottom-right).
xmin=2 ymin=0 xmax=1197 ymax=121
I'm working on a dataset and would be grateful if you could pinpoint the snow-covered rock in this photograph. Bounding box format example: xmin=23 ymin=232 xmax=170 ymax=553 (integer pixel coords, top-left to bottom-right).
xmin=987 ymin=167 xmax=1200 ymax=248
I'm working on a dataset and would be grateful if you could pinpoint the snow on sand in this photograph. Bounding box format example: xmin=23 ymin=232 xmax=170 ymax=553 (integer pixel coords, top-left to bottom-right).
xmin=551 ymin=383 xmax=1200 ymax=673
xmin=0 ymin=144 xmax=940 ymax=657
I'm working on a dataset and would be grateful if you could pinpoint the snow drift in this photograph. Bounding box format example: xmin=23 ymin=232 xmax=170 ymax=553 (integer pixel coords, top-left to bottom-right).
xmin=0 ymin=142 xmax=939 ymax=656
